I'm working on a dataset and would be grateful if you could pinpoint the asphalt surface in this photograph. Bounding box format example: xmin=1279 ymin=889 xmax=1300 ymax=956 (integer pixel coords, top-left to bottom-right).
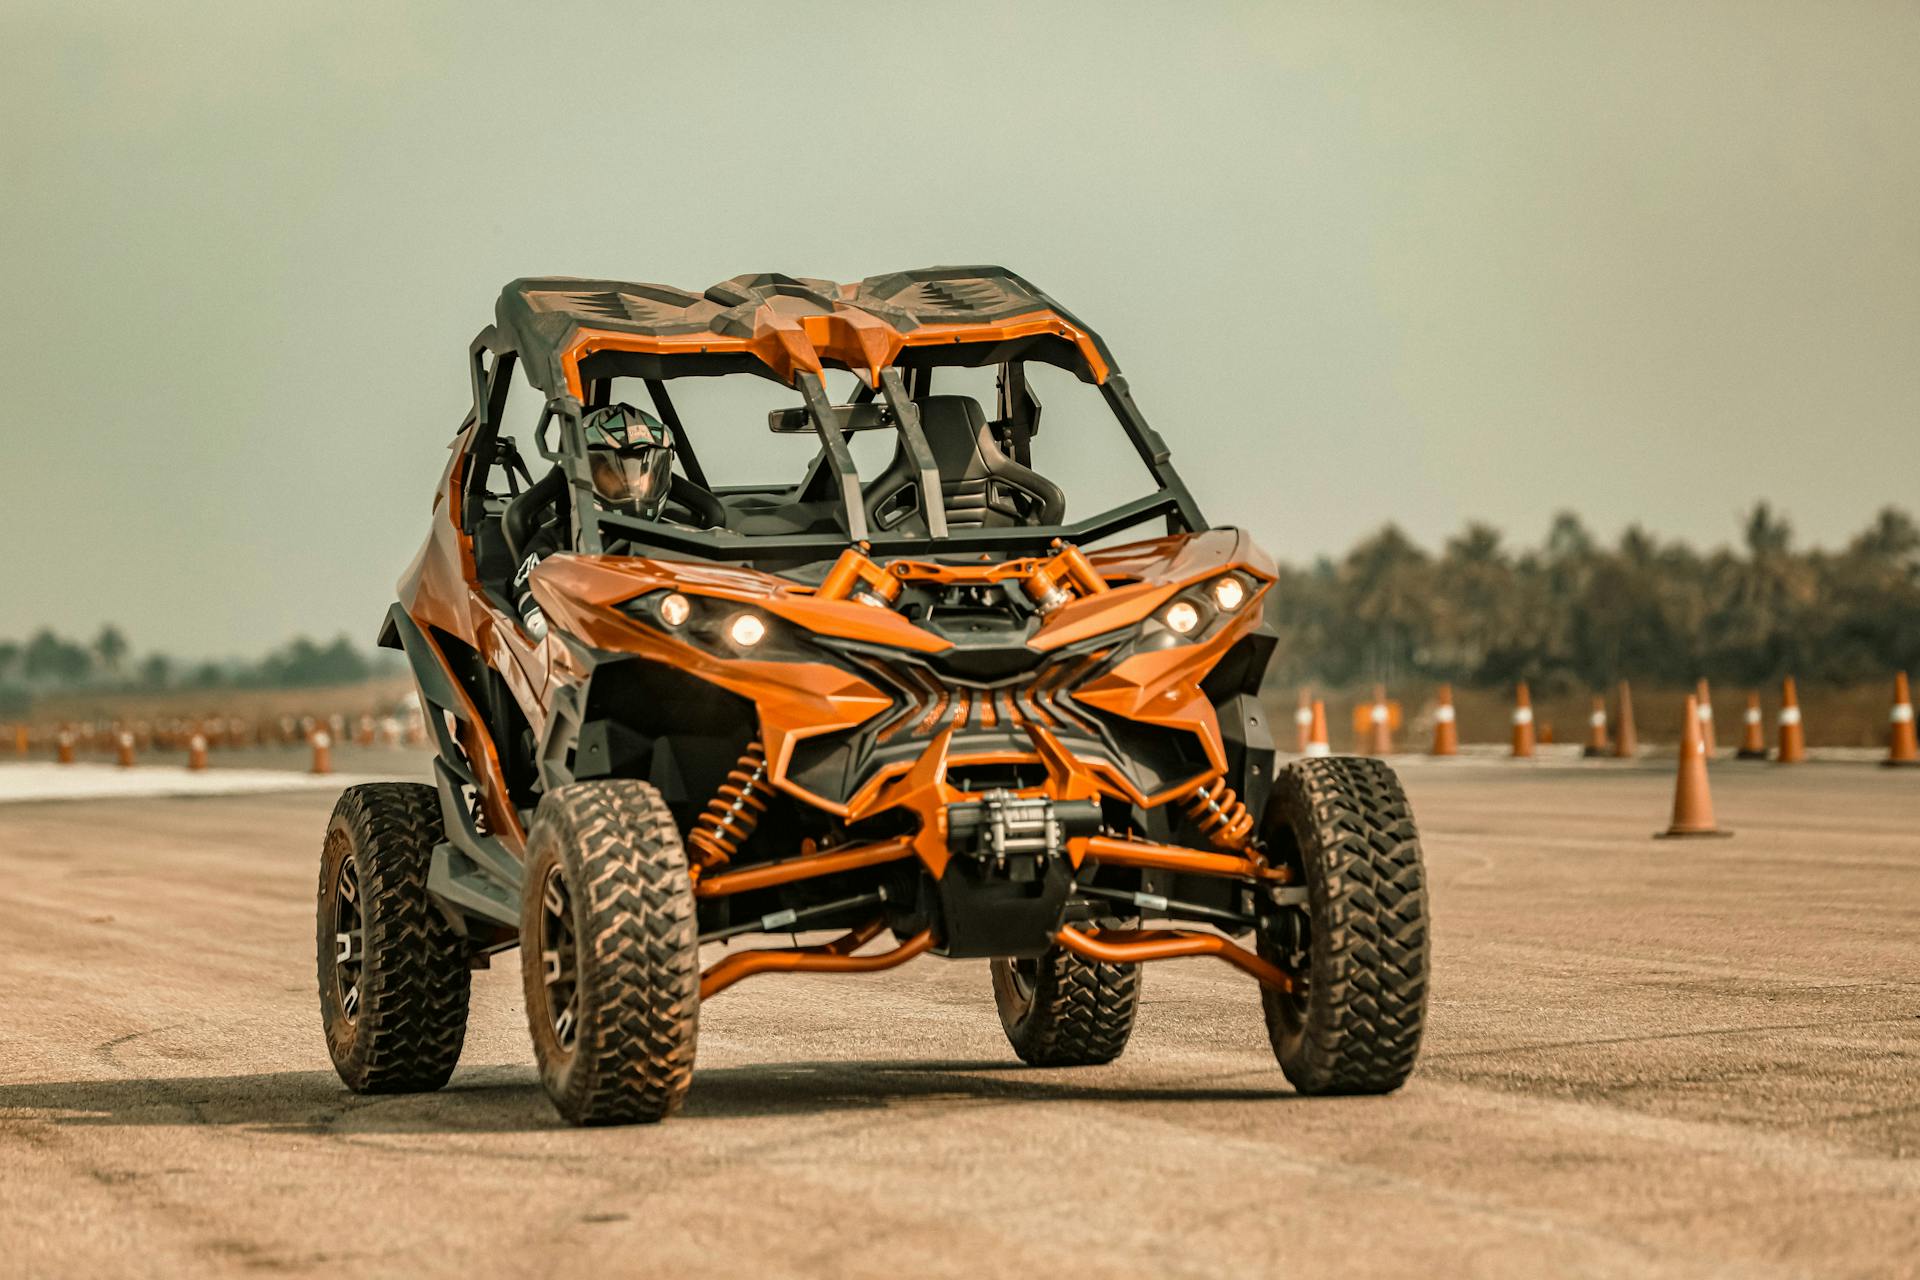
xmin=1 ymin=759 xmax=1916 ymax=1278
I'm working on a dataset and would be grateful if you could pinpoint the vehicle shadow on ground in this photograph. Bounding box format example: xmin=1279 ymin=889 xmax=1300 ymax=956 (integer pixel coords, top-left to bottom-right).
xmin=684 ymin=1059 xmax=1295 ymax=1118
xmin=0 ymin=1059 xmax=1293 ymax=1133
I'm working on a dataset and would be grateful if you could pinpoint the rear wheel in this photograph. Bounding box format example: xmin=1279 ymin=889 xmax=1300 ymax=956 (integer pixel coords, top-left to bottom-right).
xmin=317 ymin=783 xmax=470 ymax=1093
xmin=1259 ymin=756 xmax=1429 ymax=1094
xmin=991 ymin=948 xmax=1140 ymax=1066
xmin=520 ymin=780 xmax=699 ymax=1125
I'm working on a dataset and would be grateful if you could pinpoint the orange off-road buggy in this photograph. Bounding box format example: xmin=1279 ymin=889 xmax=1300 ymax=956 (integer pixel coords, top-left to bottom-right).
xmin=316 ymin=268 xmax=1430 ymax=1124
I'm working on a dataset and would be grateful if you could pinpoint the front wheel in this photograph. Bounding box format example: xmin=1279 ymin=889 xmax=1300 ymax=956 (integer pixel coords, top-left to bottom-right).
xmin=1259 ymin=756 xmax=1429 ymax=1094
xmin=519 ymin=780 xmax=699 ymax=1126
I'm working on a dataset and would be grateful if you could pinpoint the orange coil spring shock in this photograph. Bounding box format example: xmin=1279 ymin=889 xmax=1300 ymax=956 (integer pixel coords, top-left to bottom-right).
xmin=1181 ymin=777 xmax=1255 ymax=850
xmin=689 ymin=741 xmax=769 ymax=869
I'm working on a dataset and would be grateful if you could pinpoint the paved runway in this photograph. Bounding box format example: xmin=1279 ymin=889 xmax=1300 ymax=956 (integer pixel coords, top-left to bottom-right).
xmin=1 ymin=760 xmax=1915 ymax=1278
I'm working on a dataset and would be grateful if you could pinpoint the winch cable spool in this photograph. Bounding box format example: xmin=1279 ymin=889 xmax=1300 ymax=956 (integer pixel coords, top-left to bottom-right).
xmin=1181 ymin=776 xmax=1255 ymax=850
xmin=689 ymin=741 xmax=770 ymax=868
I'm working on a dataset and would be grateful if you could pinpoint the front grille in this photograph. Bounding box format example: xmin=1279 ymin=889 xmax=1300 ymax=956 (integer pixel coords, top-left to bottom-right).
xmin=781 ymin=641 xmax=1209 ymax=810
xmin=868 ymin=649 xmax=1110 ymax=744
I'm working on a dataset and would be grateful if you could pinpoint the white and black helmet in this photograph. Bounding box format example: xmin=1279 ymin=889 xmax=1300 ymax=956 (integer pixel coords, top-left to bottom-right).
xmin=582 ymin=403 xmax=674 ymax=518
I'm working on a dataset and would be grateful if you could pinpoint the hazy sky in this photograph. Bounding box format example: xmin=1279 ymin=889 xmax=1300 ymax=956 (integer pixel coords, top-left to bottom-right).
xmin=3 ymin=1 xmax=1916 ymax=655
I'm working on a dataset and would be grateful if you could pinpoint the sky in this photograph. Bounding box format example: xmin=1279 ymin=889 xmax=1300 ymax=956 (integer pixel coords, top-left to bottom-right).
xmin=2 ymin=0 xmax=1915 ymax=656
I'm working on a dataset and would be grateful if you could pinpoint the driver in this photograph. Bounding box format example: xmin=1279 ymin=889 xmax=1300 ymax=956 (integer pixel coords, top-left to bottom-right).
xmin=513 ymin=403 xmax=676 ymax=638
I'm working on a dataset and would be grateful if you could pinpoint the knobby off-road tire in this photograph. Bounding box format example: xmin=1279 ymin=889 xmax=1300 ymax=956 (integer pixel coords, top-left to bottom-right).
xmin=1259 ymin=756 xmax=1429 ymax=1095
xmin=519 ymin=780 xmax=699 ymax=1126
xmin=991 ymin=949 xmax=1141 ymax=1066
xmin=317 ymin=783 xmax=471 ymax=1093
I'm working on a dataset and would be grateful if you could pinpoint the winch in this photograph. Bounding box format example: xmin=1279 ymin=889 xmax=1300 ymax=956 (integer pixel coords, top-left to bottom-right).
xmin=932 ymin=791 xmax=1102 ymax=957
xmin=946 ymin=790 xmax=1102 ymax=873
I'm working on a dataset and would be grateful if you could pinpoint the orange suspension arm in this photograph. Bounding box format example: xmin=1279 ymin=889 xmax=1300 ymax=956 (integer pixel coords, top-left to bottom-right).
xmin=1054 ymin=925 xmax=1295 ymax=993
xmin=699 ymin=921 xmax=934 ymax=1000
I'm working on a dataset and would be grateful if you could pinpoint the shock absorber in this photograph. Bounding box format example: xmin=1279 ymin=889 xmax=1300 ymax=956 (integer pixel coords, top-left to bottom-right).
xmin=1181 ymin=776 xmax=1255 ymax=850
xmin=689 ymin=741 xmax=769 ymax=869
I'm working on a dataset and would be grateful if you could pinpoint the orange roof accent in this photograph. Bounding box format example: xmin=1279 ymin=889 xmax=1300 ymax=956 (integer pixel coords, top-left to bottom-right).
xmin=559 ymin=303 xmax=1108 ymax=398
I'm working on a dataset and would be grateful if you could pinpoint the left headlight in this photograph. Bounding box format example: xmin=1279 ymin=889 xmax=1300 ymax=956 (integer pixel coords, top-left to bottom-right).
xmin=1165 ymin=601 xmax=1202 ymax=635
xmin=618 ymin=591 xmax=800 ymax=659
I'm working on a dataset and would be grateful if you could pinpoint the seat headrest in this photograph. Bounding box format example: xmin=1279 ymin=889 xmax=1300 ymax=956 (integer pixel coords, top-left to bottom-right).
xmin=913 ymin=396 xmax=997 ymax=480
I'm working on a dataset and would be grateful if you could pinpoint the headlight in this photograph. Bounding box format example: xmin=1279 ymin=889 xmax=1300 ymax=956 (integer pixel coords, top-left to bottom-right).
xmin=1164 ymin=601 xmax=1201 ymax=635
xmin=658 ymin=592 xmax=691 ymax=627
xmin=728 ymin=613 xmax=767 ymax=648
xmin=1210 ymin=575 xmax=1245 ymax=612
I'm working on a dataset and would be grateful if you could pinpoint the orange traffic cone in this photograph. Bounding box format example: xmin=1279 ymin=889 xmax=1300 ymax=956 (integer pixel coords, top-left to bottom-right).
xmin=1776 ymin=676 xmax=1807 ymax=764
xmin=56 ymin=730 xmax=75 ymax=765
xmin=1736 ymin=692 xmax=1768 ymax=759
xmin=1695 ymin=678 xmax=1717 ymax=755
xmin=12 ymin=724 xmax=27 ymax=756
xmin=1365 ymin=684 xmax=1393 ymax=755
xmin=1583 ymin=696 xmax=1610 ymax=756
xmin=1613 ymin=680 xmax=1639 ymax=758
xmin=1510 ymin=682 xmax=1536 ymax=758
xmin=310 ymin=731 xmax=333 ymax=775
xmin=1885 ymin=672 xmax=1918 ymax=768
xmin=1293 ymin=688 xmax=1313 ymax=754
xmin=1431 ymin=684 xmax=1459 ymax=756
xmin=115 ymin=731 xmax=136 ymax=769
xmin=1657 ymin=694 xmax=1731 ymax=838
xmin=1306 ymin=700 xmax=1331 ymax=757
xmin=188 ymin=734 xmax=209 ymax=771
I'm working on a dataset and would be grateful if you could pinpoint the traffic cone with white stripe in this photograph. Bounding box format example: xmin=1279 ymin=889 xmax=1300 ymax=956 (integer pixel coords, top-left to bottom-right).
xmin=1885 ymin=672 xmax=1918 ymax=768
xmin=1306 ymin=700 xmax=1331 ymax=756
xmin=1695 ymin=678 xmax=1717 ymax=755
xmin=1657 ymin=694 xmax=1731 ymax=839
xmin=1583 ymin=696 xmax=1609 ymax=757
xmin=1510 ymin=681 xmax=1536 ymax=758
xmin=188 ymin=734 xmax=209 ymax=771
xmin=1365 ymin=684 xmax=1393 ymax=755
xmin=1431 ymin=684 xmax=1459 ymax=756
xmin=310 ymin=731 xmax=333 ymax=776
xmin=1613 ymin=680 xmax=1639 ymax=758
xmin=115 ymin=730 xmax=136 ymax=769
xmin=1294 ymin=688 xmax=1313 ymax=754
xmin=1736 ymin=692 xmax=1767 ymax=759
xmin=1776 ymin=676 xmax=1807 ymax=764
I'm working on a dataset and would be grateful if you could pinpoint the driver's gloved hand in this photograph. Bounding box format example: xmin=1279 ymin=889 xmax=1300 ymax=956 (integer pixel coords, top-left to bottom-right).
xmin=513 ymin=552 xmax=549 ymax=640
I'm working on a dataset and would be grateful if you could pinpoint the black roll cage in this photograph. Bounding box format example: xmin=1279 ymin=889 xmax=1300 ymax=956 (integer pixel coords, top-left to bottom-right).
xmin=460 ymin=327 xmax=1209 ymax=566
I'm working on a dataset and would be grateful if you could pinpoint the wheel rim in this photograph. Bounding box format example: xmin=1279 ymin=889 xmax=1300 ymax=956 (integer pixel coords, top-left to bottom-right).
xmin=1002 ymin=955 xmax=1041 ymax=1020
xmin=539 ymin=864 xmax=580 ymax=1053
xmin=1274 ymin=914 xmax=1311 ymax=1034
xmin=330 ymin=857 xmax=364 ymax=1022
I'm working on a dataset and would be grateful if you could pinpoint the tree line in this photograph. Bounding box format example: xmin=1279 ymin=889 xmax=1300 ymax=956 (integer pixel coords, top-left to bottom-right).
xmin=1263 ymin=504 xmax=1918 ymax=692
xmin=0 ymin=629 xmax=401 ymax=713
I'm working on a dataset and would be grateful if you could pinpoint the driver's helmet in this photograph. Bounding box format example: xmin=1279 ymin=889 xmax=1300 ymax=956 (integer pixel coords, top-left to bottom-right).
xmin=582 ymin=403 xmax=674 ymax=518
